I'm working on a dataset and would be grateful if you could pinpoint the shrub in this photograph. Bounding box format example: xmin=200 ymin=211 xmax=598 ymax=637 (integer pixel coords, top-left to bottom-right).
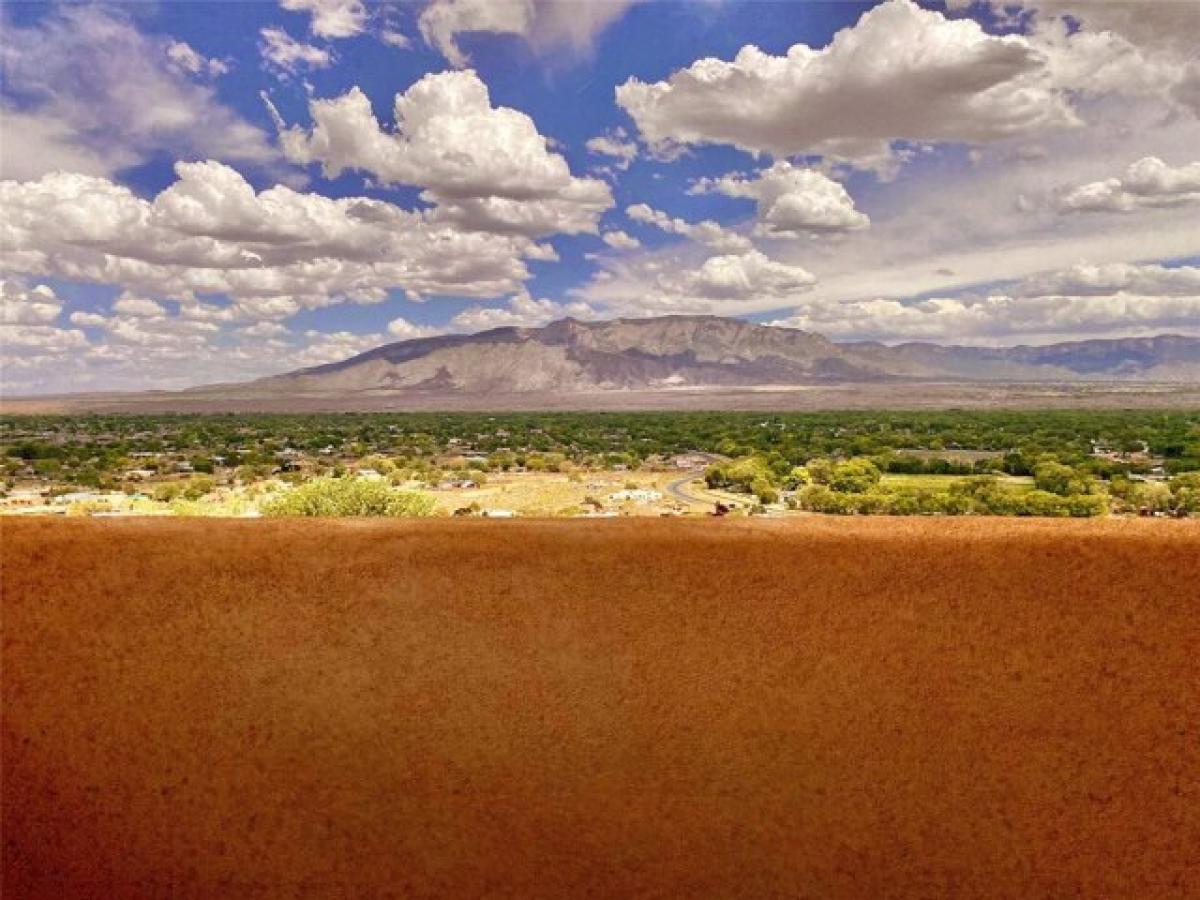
xmin=750 ymin=476 xmax=779 ymax=505
xmin=1063 ymin=493 xmax=1109 ymax=518
xmin=262 ymin=477 xmax=436 ymax=518
xmin=795 ymin=484 xmax=845 ymax=514
xmin=1015 ymin=490 xmax=1068 ymax=517
xmin=153 ymin=482 xmax=184 ymax=502
xmin=182 ymin=475 xmax=216 ymax=500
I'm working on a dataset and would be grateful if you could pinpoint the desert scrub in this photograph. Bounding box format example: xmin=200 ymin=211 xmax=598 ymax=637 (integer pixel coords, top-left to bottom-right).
xmin=168 ymin=496 xmax=256 ymax=517
xmin=261 ymin=477 xmax=436 ymax=518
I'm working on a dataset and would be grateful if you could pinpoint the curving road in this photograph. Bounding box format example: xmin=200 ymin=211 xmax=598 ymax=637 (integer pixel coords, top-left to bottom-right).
xmin=667 ymin=474 xmax=710 ymax=507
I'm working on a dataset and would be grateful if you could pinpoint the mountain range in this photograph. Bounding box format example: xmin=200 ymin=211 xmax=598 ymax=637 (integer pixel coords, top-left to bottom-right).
xmin=256 ymin=316 xmax=1200 ymax=395
xmin=7 ymin=316 xmax=1199 ymax=413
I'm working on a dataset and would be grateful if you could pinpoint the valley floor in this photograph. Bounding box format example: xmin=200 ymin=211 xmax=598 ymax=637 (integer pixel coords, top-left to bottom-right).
xmin=3 ymin=518 xmax=1198 ymax=898
xmin=5 ymin=379 xmax=1200 ymax=414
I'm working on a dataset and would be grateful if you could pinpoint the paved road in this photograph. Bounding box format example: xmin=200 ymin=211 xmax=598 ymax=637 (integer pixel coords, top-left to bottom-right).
xmin=667 ymin=474 xmax=709 ymax=507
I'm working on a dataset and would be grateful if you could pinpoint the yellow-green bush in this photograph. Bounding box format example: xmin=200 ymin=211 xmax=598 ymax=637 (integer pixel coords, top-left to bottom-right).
xmin=261 ymin=477 xmax=436 ymax=518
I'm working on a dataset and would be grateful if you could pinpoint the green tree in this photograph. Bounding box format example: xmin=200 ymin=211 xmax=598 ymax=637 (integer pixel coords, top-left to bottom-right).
xmin=1169 ymin=473 xmax=1200 ymax=514
xmin=829 ymin=458 xmax=882 ymax=494
xmin=705 ymin=456 xmax=778 ymax=494
xmin=804 ymin=458 xmax=836 ymax=485
xmin=1034 ymin=460 xmax=1099 ymax=497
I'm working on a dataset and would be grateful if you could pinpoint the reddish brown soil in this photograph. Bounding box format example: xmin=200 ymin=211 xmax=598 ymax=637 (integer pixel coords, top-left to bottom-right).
xmin=3 ymin=518 xmax=1199 ymax=898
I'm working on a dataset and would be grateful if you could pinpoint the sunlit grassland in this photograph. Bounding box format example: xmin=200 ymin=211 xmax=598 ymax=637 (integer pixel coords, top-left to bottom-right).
xmin=880 ymin=473 xmax=1036 ymax=492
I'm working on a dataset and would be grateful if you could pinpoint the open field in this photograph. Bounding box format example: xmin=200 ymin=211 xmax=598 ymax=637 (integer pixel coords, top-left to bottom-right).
xmin=3 ymin=518 xmax=1199 ymax=898
xmin=425 ymin=470 xmax=706 ymax=516
xmin=0 ymin=471 xmax=714 ymax=519
xmin=879 ymin=472 xmax=1036 ymax=492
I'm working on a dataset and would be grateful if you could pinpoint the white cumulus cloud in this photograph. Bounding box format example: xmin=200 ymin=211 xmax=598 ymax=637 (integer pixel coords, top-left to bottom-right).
xmin=450 ymin=291 xmax=595 ymax=331
xmin=626 ymin=204 xmax=753 ymax=254
xmin=602 ymin=230 xmax=641 ymax=250
xmin=112 ymin=293 xmax=168 ymax=319
xmin=770 ymin=262 xmax=1200 ymax=344
xmin=418 ymin=0 xmax=635 ymax=67
xmin=271 ymin=71 xmax=613 ymax=236
xmin=617 ymin=0 xmax=1078 ymax=170
xmin=386 ymin=317 xmax=442 ymax=340
xmin=586 ymin=128 xmax=639 ymax=172
xmin=1055 ymin=157 xmax=1200 ymax=214
xmin=260 ymin=27 xmax=333 ymax=75
xmin=0 ymin=161 xmax=552 ymax=321
xmin=280 ymin=0 xmax=367 ymax=39
xmin=1 ymin=281 xmax=63 ymax=326
xmin=0 ymin=7 xmax=276 ymax=181
xmin=166 ymin=40 xmax=230 ymax=78
xmin=693 ymin=161 xmax=870 ymax=236
xmin=579 ymin=248 xmax=815 ymax=317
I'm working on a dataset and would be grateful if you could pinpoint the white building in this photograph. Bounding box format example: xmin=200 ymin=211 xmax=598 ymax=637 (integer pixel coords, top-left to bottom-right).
xmin=609 ymin=489 xmax=663 ymax=503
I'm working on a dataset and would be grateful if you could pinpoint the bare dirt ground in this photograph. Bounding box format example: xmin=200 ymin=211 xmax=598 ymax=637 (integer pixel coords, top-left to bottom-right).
xmin=5 ymin=380 xmax=1200 ymax=413
xmin=3 ymin=518 xmax=1199 ymax=898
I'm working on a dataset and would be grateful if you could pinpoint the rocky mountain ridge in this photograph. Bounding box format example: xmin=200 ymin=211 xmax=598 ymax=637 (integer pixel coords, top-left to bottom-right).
xmin=254 ymin=316 xmax=1200 ymax=395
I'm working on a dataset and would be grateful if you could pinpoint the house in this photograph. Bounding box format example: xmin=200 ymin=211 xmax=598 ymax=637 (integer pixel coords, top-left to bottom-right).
xmin=609 ymin=489 xmax=662 ymax=503
xmin=671 ymin=452 xmax=723 ymax=469
xmin=51 ymin=491 xmax=105 ymax=506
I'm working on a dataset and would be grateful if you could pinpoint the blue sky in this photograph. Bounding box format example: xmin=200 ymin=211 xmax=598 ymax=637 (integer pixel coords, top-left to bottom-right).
xmin=2 ymin=0 xmax=1199 ymax=392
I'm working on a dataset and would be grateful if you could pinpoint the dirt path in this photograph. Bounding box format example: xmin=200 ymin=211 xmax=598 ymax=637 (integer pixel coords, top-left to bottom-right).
xmin=3 ymin=518 xmax=1199 ymax=898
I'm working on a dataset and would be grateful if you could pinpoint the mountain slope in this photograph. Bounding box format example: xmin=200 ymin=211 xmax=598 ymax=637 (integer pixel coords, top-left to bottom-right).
xmin=249 ymin=316 xmax=1200 ymax=396
xmin=849 ymin=334 xmax=1200 ymax=382
xmin=256 ymin=316 xmax=924 ymax=395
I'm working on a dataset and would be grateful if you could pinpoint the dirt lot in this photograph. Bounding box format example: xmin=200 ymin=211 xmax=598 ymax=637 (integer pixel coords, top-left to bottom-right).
xmin=426 ymin=470 xmax=703 ymax=516
xmin=3 ymin=518 xmax=1199 ymax=898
